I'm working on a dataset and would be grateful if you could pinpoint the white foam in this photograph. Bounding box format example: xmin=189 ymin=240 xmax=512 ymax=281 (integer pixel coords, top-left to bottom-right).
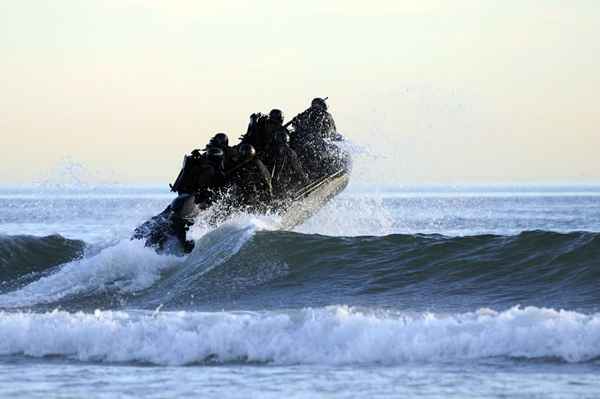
xmin=1 ymin=306 xmax=599 ymax=365
xmin=0 ymin=215 xmax=269 ymax=308
xmin=0 ymin=239 xmax=184 ymax=307
xmin=188 ymin=211 xmax=279 ymax=241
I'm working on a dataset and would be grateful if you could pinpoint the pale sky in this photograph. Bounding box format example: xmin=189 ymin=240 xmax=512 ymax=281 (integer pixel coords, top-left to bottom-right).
xmin=1 ymin=0 xmax=599 ymax=185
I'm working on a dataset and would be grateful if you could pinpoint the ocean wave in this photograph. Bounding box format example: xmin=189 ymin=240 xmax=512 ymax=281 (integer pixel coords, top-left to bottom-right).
xmin=0 ymin=234 xmax=85 ymax=279
xmin=2 ymin=229 xmax=600 ymax=311
xmin=140 ymin=229 xmax=600 ymax=310
xmin=0 ymin=217 xmax=265 ymax=309
xmin=0 ymin=235 xmax=85 ymax=295
xmin=1 ymin=306 xmax=599 ymax=366
xmin=0 ymin=239 xmax=183 ymax=308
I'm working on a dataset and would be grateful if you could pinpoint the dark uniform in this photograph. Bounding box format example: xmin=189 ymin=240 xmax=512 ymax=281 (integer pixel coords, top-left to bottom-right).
xmin=201 ymin=132 xmax=274 ymax=209
xmin=133 ymin=147 xmax=226 ymax=254
xmin=290 ymin=98 xmax=347 ymax=179
xmin=170 ymin=147 xmax=226 ymax=206
xmin=241 ymin=109 xmax=308 ymax=196
xmin=241 ymin=113 xmax=271 ymax=153
xmin=225 ymin=144 xmax=272 ymax=209
xmin=291 ymin=98 xmax=340 ymax=141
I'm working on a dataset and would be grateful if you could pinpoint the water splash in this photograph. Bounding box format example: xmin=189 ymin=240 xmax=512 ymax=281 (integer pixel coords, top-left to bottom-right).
xmin=0 ymin=239 xmax=183 ymax=308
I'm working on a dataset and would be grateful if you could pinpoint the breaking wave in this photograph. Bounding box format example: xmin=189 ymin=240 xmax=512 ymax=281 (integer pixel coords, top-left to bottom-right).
xmin=0 ymin=239 xmax=183 ymax=308
xmin=0 ymin=234 xmax=86 ymax=294
xmin=1 ymin=229 xmax=600 ymax=311
xmin=0 ymin=234 xmax=85 ymax=280
xmin=1 ymin=306 xmax=599 ymax=366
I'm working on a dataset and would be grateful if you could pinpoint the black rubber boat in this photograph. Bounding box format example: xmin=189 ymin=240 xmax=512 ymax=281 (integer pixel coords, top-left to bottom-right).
xmin=132 ymin=123 xmax=351 ymax=255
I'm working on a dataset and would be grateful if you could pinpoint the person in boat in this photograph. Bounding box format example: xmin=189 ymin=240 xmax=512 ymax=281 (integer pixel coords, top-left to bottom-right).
xmin=225 ymin=143 xmax=273 ymax=208
xmin=170 ymin=145 xmax=226 ymax=207
xmin=133 ymin=146 xmax=226 ymax=254
xmin=204 ymin=132 xmax=238 ymax=171
xmin=241 ymin=112 xmax=270 ymax=154
xmin=290 ymin=97 xmax=342 ymax=142
xmin=204 ymin=132 xmax=273 ymax=201
xmin=289 ymin=98 xmax=346 ymax=179
xmin=241 ymin=109 xmax=308 ymax=195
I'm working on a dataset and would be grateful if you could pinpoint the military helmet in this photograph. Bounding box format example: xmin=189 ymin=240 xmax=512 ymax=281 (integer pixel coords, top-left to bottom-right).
xmin=238 ymin=143 xmax=256 ymax=160
xmin=268 ymin=109 xmax=284 ymax=124
xmin=311 ymin=97 xmax=328 ymax=110
xmin=209 ymin=132 xmax=229 ymax=149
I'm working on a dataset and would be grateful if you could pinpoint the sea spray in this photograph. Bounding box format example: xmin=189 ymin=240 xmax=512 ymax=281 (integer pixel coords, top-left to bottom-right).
xmin=0 ymin=239 xmax=183 ymax=308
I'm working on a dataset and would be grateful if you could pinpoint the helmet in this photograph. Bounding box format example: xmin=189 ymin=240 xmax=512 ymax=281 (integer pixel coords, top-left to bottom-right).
xmin=238 ymin=143 xmax=256 ymax=160
xmin=311 ymin=97 xmax=327 ymax=110
xmin=269 ymin=109 xmax=284 ymax=124
xmin=208 ymin=132 xmax=229 ymax=149
xmin=190 ymin=149 xmax=202 ymax=158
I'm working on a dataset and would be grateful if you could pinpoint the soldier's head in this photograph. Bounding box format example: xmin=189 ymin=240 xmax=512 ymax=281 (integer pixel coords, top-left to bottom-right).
xmin=311 ymin=97 xmax=328 ymax=111
xmin=268 ymin=109 xmax=284 ymax=125
xmin=208 ymin=132 xmax=229 ymax=149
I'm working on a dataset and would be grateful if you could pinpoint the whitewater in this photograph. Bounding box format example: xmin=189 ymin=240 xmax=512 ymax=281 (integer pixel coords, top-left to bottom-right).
xmin=1 ymin=183 xmax=600 ymax=398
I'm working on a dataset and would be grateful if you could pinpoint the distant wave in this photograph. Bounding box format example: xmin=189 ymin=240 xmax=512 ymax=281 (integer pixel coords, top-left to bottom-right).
xmin=1 ymin=228 xmax=600 ymax=311
xmin=1 ymin=306 xmax=599 ymax=366
xmin=0 ymin=234 xmax=85 ymax=283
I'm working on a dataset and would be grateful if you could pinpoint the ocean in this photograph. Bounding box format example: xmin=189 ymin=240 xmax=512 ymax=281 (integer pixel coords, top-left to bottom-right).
xmin=1 ymin=183 xmax=600 ymax=398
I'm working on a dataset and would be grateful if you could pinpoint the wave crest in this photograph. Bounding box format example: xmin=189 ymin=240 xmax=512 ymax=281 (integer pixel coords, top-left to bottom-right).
xmin=1 ymin=306 xmax=599 ymax=365
xmin=3 ymin=230 xmax=600 ymax=310
xmin=0 ymin=234 xmax=85 ymax=279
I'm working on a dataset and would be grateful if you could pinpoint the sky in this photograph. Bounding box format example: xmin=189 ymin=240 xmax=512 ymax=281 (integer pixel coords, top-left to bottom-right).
xmin=1 ymin=0 xmax=599 ymax=185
